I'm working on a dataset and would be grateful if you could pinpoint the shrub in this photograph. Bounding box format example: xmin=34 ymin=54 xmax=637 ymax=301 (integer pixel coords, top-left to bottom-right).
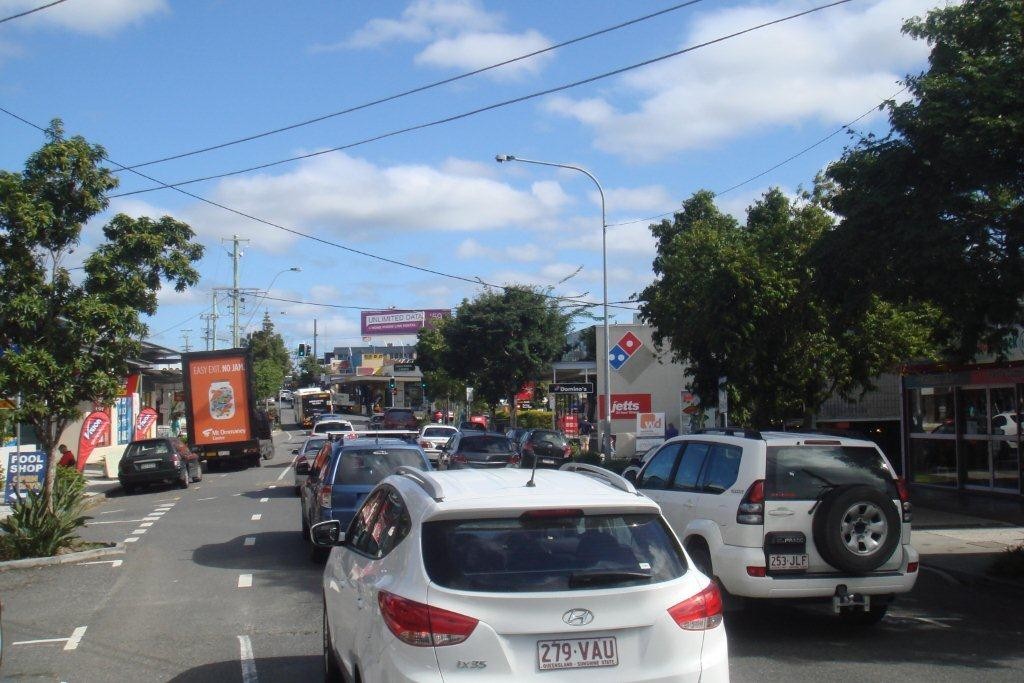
xmin=0 ymin=466 xmax=90 ymax=559
xmin=989 ymin=545 xmax=1024 ymax=579
xmin=517 ymin=410 xmax=553 ymax=429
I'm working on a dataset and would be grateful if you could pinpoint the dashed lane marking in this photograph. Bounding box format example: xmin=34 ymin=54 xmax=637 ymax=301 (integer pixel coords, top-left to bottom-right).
xmin=238 ymin=635 xmax=258 ymax=683
xmin=259 ymin=497 xmax=269 ymax=503
xmin=197 ymin=496 xmax=217 ymax=501
xmin=65 ymin=626 xmax=87 ymax=650
xmin=140 ymin=522 xmax=154 ymax=528
xmin=88 ymin=518 xmax=148 ymax=525
xmin=244 ymin=537 xmax=256 ymax=546
xmin=99 ymin=509 xmax=125 ymax=515
xmin=14 ymin=626 xmax=88 ymax=651
xmin=237 ymin=574 xmax=253 ymax=588
xmin=233 ymin=493 xmax=242 ymax=497
xmin=276 ymin=463 xmax=292 ymax=481
xmin=123 ymin=537 xmax=139 ymax=543
xmin=251 ymin=514 xmax=262 ymax=521
xmin=131 ymin=528 xmax=147 ymax=535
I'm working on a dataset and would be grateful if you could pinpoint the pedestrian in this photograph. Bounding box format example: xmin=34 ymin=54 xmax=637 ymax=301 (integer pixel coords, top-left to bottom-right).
xmin=57 ymin=444 xmax=76 ymax=468
xmin=665 ymin=422 xmax=679 ymax=439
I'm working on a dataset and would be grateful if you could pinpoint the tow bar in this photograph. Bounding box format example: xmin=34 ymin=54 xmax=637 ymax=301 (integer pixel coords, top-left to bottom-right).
xmin=832 ymin=585 xmax=870 ymax=613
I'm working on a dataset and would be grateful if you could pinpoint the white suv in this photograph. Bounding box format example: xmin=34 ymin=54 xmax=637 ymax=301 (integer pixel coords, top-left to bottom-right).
xmin=311 ymin=464 xmax=728 ymax=682
xmin=631 ymin=429 xmax=918 ymax=624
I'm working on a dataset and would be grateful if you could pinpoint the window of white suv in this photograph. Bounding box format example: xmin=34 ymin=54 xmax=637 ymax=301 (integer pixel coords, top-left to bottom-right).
xmin=347 ymin=487 xmax=411 ymax=559
xmin=766 ymin=445 xmax=897 ymax=500
xmin=421 ymin=512 xmax=687 ymax=592
xmin=637 ymin=443 xmax=682 ymax=489
xmin=671 ymin=443 xmax=709 ymax=491
xmin=699 ymin=444 xmax=743 ymax=494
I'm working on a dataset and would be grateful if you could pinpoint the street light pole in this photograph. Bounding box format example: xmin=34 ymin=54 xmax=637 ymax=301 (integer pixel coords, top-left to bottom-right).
xmin=495 ymin=154 xmax=612 ymax=457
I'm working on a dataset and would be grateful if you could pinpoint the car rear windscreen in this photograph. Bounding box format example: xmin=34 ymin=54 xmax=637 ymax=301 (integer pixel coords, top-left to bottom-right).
xmin=314 ymin=422 xmax=351 ymax=433
xmin=423 ymin=513 xmax=686 ymax=592
xmin=303 ymin=438 xmax=326 ymax=453
xmin=459 ymin=436 xmax=514 ymax=453
xmin=125 ymin=442 xmax=171 ymax=457
xmin=333 ymin=448 xmax=425 ymax=485
xmin=766 ymin=445 xmax=897 ymax=500
xmin=423 ymin=427 xmax=455 ymax=438
xmin=529 ymin=430 xmax=567 ymax=446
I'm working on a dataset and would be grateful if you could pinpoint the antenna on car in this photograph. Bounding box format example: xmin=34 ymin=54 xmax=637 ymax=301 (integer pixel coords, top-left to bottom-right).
xmin=526 ymin=438 xmax=539 ymax=488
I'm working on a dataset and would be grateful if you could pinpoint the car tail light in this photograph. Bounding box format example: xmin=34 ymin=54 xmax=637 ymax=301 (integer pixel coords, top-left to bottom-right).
xmin=319 ymin=484 xmax=332 ymax=508
xmin=452 ymin=453 xmax=468 ymax=465
xmin=522 ymin=442 xmax=534 ymax=455
xmin=510 ymin=453 xmax=521 ymax=466
xmin=896 ymin=476 xmax=913 ymax=523
xmin=170 ymin=453 xmax=181 ymax=468
xmin=419 ymin=439 xmax=431 ymax=449
xmin=746 ymin=566 xmax=767 ymax=577
xmin=562 ymin=444 xmax=572 ymax=457
xmin=378 ymin=591 xmax=478 ymax=647
xmin=667 ymin=583 xmax=723 ymax=631
xmin=521 ymin=508 xmax=583 ymax=519
xmin=907 ymin=561 xmax=919 ymax=573
xmin=736 ymin=479 xmax=765 ymax=525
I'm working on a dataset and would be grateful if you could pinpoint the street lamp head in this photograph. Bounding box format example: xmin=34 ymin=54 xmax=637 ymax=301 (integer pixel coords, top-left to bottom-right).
xmin=289 ymin=266 xmax=301 ymax=272
xmin=495 ymin=154 xmax=516 ymax=163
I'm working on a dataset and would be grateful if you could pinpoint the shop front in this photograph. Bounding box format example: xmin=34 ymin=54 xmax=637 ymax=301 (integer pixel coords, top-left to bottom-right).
xmin=903 ymin=363 xmax=1023 ymax=497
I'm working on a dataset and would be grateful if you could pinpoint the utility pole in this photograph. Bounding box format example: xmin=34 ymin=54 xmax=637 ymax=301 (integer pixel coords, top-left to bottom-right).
xmin=223 ymin=234 xmax=250 ymax=348
xmin=313 ymin=318 xmax=318 ymax=362
xmin=211 ymin=291 xmax=219 ymax=350
xmin=181 ymin=329 xmax=192 ymax=352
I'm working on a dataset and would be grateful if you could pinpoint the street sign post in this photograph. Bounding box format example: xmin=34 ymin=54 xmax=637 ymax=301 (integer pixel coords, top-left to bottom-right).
xmin=548 ymin=382 xmax=594 ymax=394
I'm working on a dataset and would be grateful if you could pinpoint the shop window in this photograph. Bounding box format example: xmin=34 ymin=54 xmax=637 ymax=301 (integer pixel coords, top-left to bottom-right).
xmin=959 ymin=387 xmax=989 ymax=435
xmin=909 ymin=439 xmax=956 ymax=487
xmin=908 ymin=386 xmax=955 ymax=433
xmin=961 ymin=439 xmax=991 ymax=488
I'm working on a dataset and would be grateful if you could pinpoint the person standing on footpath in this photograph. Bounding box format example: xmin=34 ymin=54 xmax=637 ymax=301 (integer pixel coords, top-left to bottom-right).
xmin=57 ymin=444 xmax=76 ymax=468
xmin=665 ymin=422 xmax=679 ymax=439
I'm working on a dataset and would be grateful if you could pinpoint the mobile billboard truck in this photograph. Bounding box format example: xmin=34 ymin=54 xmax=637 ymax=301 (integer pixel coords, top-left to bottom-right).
xmin=181 ymin=349 xmax=273 ymax=469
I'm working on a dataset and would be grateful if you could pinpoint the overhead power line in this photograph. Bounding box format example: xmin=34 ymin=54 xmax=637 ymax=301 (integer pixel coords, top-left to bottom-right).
xmin=110 ymin=0 xmax=855 ymax=198
xmin=0 ymin=105 xmax=637 ymax=312
xmin=0 ymin=0 xmax=69 ymax=25
xmin=121 ymin=0 xmax=705 ymax=171
xmin=605 ymin=85 xmax=908 ymax=229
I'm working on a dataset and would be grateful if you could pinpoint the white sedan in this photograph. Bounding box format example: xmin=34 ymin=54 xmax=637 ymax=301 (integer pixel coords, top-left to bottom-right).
xmin=417 ymin=423 xmax=458 ymax=464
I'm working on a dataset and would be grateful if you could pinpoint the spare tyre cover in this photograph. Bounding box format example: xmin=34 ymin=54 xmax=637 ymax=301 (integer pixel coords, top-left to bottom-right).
xmin=812 ymin=484 xmax=901 ymax=574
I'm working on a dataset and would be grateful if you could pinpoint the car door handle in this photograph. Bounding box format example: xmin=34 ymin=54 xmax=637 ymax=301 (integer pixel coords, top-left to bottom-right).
xmin=768 ymin=509 xmax=795 ymax=517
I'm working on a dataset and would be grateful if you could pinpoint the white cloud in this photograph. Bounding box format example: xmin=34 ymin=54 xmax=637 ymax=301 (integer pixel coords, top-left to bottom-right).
xmin=544 ymin=0 xmax=935 ymax=162
xmin=338 ymin=0 xmax=500 ymax=49
xmin=457 ymin=238 xmax=547 ymax=263
xmin=531 ymin=180 xmax=571 ymax=210
xmin=415 ymin=29 xmax=553 ymax=78
xmin=0 ymin=0 xmax=167 ymax=34
xmin=597 ymin=185 xmax=674 ymax=213
xmin=181 ymin=153 xmax=557 ymax=251
xmin=439 ymin=156 xmax=499 ymax=179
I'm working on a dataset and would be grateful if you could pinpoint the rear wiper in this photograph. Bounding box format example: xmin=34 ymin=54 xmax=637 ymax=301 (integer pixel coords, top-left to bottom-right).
xmin=568 ymin=570 xmax=652 ymax=588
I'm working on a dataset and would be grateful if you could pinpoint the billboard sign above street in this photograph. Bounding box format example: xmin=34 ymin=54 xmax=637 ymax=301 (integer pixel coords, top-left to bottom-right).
xmin=361 ymin=309 xmax=450 ymax=335
xmin=598 ymin=393 xmax=652 ymax=420
xmin=548 ymin=382 xmax=593 ymax=394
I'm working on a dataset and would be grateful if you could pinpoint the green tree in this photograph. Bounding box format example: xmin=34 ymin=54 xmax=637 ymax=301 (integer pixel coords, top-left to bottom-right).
xmin=296 ymin=354 xmax=322 ymax=387
xmin=0 ymin=120 xmax=203 ymax=511
xmin=815 ymin=0 xmax=1023 ymax=360
xmin=639 ymin=190 xmax=938 ymax=426
xmin=246 ymin=314 xmax=290 ymax=399
xmin=438 ymin=286 xmax=574 ymax=426
xmin=415 ymin=319 xmax=465 ymax=408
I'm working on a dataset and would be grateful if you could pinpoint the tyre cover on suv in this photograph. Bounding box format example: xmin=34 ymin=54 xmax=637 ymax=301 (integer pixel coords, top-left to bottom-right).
xmin=811 ymin=485 xmax=901 ymax=574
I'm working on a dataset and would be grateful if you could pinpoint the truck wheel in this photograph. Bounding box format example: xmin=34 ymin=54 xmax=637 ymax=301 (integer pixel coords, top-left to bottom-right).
xmin=250 ymin=455 xmax=262 ymax=468
xmin=191 ymin=462 xmax=203 ymax=483
xmin=178 ymin=466 xmax=190 ymax=489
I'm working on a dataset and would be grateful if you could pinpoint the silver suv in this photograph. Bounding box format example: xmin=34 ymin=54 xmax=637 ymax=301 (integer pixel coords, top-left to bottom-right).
xmin=630 ymin=429 xmax=918 ymax=624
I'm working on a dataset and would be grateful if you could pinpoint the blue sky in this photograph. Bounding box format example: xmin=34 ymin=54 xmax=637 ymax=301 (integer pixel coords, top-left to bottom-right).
xmin=0 ymin=0 xmax=939 ymax=354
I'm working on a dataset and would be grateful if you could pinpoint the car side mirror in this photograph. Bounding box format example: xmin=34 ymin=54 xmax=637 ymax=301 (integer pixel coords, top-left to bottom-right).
xmin=311 ymin=520 xmax=345 ymax=547
xmin=291 ymin=448 xmax=299 ymax=455
xmin=628 ymin=457 xmax=642 ymax=468
xmin=296 ymin=461 xmax=311 ymax=475
xmin=624 ymin=470 xmax=638 ymax=484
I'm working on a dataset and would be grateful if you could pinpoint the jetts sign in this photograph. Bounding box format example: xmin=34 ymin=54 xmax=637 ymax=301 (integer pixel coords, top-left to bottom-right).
xmin=598 ymin=393 xmax=652 ymax=420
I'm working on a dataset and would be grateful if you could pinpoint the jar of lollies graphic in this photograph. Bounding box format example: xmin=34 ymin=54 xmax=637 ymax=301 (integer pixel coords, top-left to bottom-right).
xmin=209 ymin=380 xmax=236 ymax=420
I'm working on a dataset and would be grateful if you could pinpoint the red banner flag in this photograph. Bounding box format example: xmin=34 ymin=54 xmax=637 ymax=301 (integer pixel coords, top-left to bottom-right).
xmin=77 ymin=410 xmax=111 ymax=472
xmin=133 ymin=407 xmax=158 ymax=442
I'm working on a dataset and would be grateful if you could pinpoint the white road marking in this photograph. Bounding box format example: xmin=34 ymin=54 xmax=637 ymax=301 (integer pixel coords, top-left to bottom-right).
xmin=131 ymin=528 xmax=147 ymax=535
xmin=244 ymin=537 xmax=256 ymax=546
xmin=99 ymin=509 xmax=125 ymax=515
xmin=79 ymin=559 xmax=123 ymax=568
xmin=233 ymin=493 xmax=242 ymax=496
xmin=267 ymin=484 xmax=277 ymax=489
xmin=12 ymin=637 xmax=69 ymax=646
xmin=237 ymin=574 xmax=253 ymax=588
xmin=238 ymin=635 xmax=258 ymax=683
xmin=197 ymin=496 xmax=217 ymax=501
xmin=251 ymin=514 xmax=262 ymax=521
xmin=88 ymin=518 xmax=147 ymax=525
xmin=140 ymin=522 xmax=154 ymax=528
xmin=154 ymin=505 xmax=174 ymax=511
xmin=143 ymin=516 xmax=161 ymax=521
xmin=64 ymin=626 xmax=87 ymax=650
xmin=277 ymin=460 xmax=295 ymax=481
xmin=123 ymin=537 xmax=139 ymax=543
xmin=259 ymin=497 xmax=269 ymax=503
xmin=889 ymin=611 xmax=954 ymax=628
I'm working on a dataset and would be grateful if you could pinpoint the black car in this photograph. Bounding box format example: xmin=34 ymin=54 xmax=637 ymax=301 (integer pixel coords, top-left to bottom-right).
xmin=505 ymin=427 xmax=530 ymax=451
xmin=518 ymin=429 xmax=572 ymax=469
xmin=440 ymin=432 xmax=518 ymax=469
xmin=118 ymin=437 xmax=202 ymax=494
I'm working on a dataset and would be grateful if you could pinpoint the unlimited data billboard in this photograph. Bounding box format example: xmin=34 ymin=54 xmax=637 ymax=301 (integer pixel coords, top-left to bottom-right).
xmin=360 ymin=309 xmax=450 ymax=335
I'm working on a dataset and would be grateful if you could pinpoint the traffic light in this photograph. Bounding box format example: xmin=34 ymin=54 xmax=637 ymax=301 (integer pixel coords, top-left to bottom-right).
xmin=388 ymin=377 xmax=396 ymax=391
xmin=305 ymin=344 xmax=312 ymax=357
xmin=297 ymin=343 xmax=305 ymax=357
xmin=420 ymin=381 xmax=427 ymax=391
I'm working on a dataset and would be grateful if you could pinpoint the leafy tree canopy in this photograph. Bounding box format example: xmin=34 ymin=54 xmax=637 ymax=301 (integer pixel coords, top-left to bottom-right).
xmin=432 ymin=286 xmax=575 ymax=426
xmin=246 ymin=314 xmax=290 ymax=399
xmin=296 ymin=354 xmax=322 ymax=387
xmin=414 ymin=319 xmax=465 ymax=404
xmin=815 ymin=0 xmax=1023 ymax=360
xmin=639 ymin=189 xmax=939 ymax=426
xmin=0 ymin=120 xmax=203 ymax=506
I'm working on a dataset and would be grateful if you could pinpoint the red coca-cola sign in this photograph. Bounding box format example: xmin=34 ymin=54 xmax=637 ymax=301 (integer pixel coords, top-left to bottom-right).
xmin=598 ymin=393 xmax=652 ymax=420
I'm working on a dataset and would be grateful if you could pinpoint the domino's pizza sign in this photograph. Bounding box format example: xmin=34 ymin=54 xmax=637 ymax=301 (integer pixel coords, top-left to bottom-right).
xmin=608 ymin=331 xmax=643 ymax=370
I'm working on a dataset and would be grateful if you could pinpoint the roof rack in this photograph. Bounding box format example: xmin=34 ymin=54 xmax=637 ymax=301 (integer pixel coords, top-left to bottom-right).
xmin=559 ymin=462 xmax=640 ymax=496
xmin=395 ymin=466 xmax=445 ymax=502
xmin=693 ymin=428 xmax=763 ymax=440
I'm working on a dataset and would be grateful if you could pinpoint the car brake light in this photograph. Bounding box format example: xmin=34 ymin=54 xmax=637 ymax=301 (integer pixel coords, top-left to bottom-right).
xmin=667 ymin=583 xmax=723 ymax=631
xmin=737 ymin=479 xmax=765 ymax=525
xmin=452 ymin=454 xmax=468 ymax=464
xmin=907 ymin=561 xmax=919 ymax=573
xmin=896 ymin=476 xmax=913 ymax=523
xmin=378 ymin=591 xmax=478 ymax=647
xmin=520 ymin=508 xmax=583 ymax=519
xmin=746 ymin=566 xmax=767 ymax=577
xmin=171 ymin=453 xmax=181 ymax=467
xmin=510 ymin=453 xmax=521 ymax=466
xmin=562 ymin=444 xmax=572 ymax=457
xmin=319 ymin=484 xmax=332 ymax=508
xmin=419 ymin=440 xmax=431 ymax=449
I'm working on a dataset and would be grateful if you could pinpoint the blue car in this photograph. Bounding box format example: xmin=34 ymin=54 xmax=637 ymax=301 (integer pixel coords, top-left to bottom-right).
xmin=300 ymin=437 xmax=430 ymax=561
